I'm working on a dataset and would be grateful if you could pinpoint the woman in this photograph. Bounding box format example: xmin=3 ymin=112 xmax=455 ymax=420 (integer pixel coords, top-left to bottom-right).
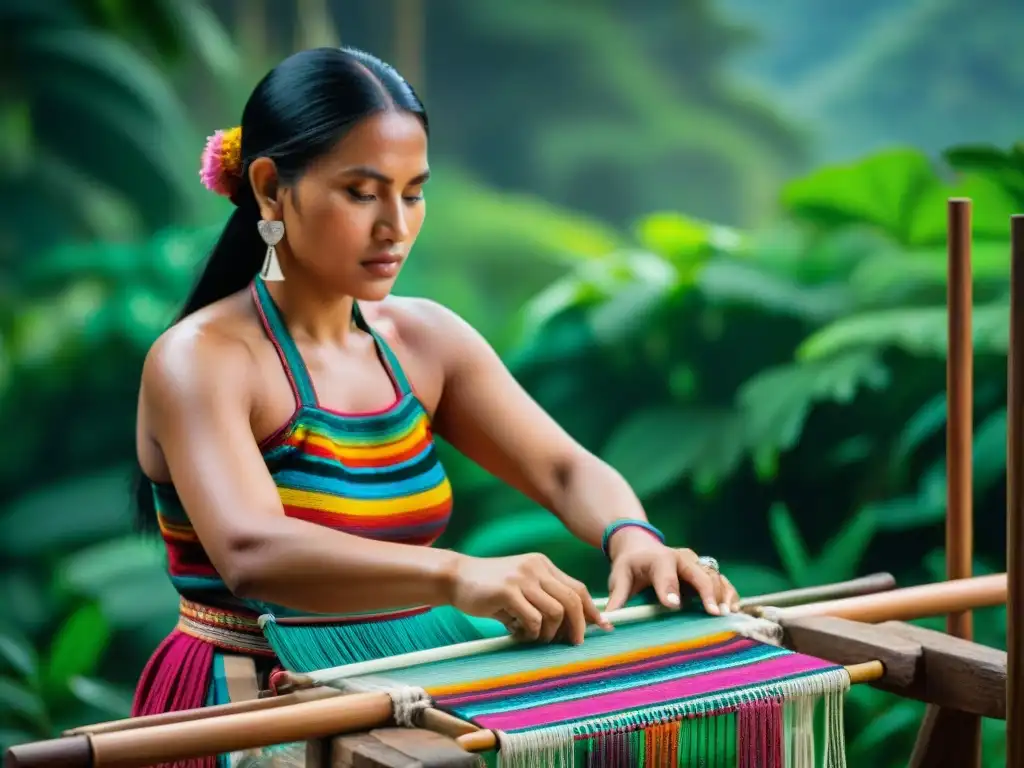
xmin=133 ymin=45 xmax=738 ymax=760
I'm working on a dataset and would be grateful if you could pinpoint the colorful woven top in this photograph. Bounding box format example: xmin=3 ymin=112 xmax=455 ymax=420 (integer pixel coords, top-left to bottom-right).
xmin=329 ymin=611 xmax=851 ymax=768
xmin=152 ymin=277 xmax=456 ymax=643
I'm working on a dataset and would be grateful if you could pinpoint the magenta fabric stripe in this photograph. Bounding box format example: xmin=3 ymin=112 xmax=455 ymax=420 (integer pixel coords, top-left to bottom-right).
xmin=470 ymin=652 xmax=837 ymax=732
xmin=434 ymin=635 xmax=757 ymax=708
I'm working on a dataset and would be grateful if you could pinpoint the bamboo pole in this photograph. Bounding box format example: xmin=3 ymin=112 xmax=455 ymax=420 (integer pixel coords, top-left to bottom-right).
xmin=1007 ymin=213 xmax=1024 ymax=768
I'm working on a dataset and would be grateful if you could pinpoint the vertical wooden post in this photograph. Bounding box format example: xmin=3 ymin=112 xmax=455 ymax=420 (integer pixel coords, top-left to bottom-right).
xmin=947 ymin=197 xmax=974 ymax=639
xmin=1007 ymin=213 xmax=1024 ymax=768
xmin=910 ymin=198 xmax=982 ymax=768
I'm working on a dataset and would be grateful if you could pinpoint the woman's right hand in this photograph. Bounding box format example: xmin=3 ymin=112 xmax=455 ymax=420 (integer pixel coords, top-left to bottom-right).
xmin=450 ymin=553 xmax=612 ymax=645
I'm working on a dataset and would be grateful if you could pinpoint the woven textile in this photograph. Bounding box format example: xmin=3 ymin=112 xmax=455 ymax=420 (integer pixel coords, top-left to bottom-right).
xmin=324 ymin=612 xmax=850 ymax=768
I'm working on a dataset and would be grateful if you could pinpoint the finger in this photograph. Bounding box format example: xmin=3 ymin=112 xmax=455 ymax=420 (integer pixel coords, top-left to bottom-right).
xmin=522 ymin=582 xmax=566 ymax=644
xmin=649 ymin=554 xmax=683 ymax=611
xmin=720 ymin=573 xmax=741 ymax=613
xmin=547 ymin=568 xmax=610 ymax=631
xmin=677 ymin=552 xmax=720 ymax=615
xmin=501 ymin=589 xmax=543 ymax=642
xmin=604 ymin=560 xmax=634 ymax=613
xmin=540 ymin=576 xmax=587 ymax=645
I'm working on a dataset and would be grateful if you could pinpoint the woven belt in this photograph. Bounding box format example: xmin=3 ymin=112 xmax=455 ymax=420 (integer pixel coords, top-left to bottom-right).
xmin=176 ymin=597 xmax=275 ymax=656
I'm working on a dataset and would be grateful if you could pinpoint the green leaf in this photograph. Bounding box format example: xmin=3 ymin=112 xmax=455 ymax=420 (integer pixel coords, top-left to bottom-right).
xmin=601 ymin=407 xmax=743 ymax=499
xmin=586 ymin=259 xmax=677 ymax=345
xmin=780 ymin=148 xmax=938 ymax=244
xmin=0 ymin=629 xmax=38 ymax=680
xmin=0 ymin=465 xmax=134 ymax=556
xmin=811 ymin=509 xmax=878 ymax=584
xmin=44 ymin=603 xmax=110 ymax=694
xmin=973 ymin=408 xmax=1007 ymax=491
xmin=60 ymin=536 xmax=166 ymax=595
xmin=738 ymin=351 xmax=889 ymax=460
xmin=696 ymin=258 xmax=851 ymax=322
xmin=892 ymin=393 xmax=947 ymax=466
xmin=634 ymin=211 xmax=741 ymax=262
xmin=722 ymin=564 xmax=791 ymax=600
xmin=866 ymin=496 xmax=945 ymax=532
xmin=91 ymin=572 xmax=179 ymax=630
xmin=797 ymin=302 xmax=1009 ymax=361
xmin=0 ymin=571 xmax=51 ymax=636
xmin=457 ymin=510 xmax=579 ymax=558
xmin=780 ymin=147 xmax=1019 ymax=246
xmin=767 ymin=503 xmax=812 ymax=586
xmin=847 ymin=240 xmax=1013 ymax=305
xmin=67 ymin=676 xmax=133 ymax=719
xmin=0 ymin=678 xmax=49 ymax=732
xmin=848 ymin=697 xmax=924 ymax=755
xmin=0 ymin=729 xmax=38 ymax=752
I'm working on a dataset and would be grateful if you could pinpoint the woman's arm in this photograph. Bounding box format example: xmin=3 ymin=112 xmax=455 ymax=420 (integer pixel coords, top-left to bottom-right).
xmin=142 ymin=329 xmax=464 ymax=615
xmin=422 ymin=302 xmax=651 ymax=550
xmin=419 ymin=301 xmax=733 ymax=614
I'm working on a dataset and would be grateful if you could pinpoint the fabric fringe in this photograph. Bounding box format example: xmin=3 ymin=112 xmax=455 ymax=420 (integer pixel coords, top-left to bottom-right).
xmin=259 ymin=606 xmax=494 ymax=673
xmin=491 ymin=666 xmax=849 ymax=768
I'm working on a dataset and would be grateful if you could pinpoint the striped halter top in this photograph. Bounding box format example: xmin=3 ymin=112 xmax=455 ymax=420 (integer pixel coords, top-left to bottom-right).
xmin=154 ymin=277 xmax=455 ymax=653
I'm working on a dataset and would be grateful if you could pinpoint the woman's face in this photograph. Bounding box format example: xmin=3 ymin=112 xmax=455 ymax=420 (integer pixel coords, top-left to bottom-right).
xmin=273 ymin=110 xmax=429 ymax=301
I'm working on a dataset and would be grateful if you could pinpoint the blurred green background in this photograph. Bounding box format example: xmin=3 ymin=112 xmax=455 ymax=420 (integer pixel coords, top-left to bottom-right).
xmin=1 ymin=0 xmax=1021 ymax=764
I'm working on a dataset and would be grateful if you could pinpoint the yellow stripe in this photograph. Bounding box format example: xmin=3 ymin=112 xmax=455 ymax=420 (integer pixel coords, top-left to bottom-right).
xmin=158 ymin=518 xmax=198 ymax=541
xmin=277 ymin=478 xmax=452 ymax=517
xmin=424 ymin=632 xmax=738 ymax=697
xmin=292 ymin=421 xmax=427 ymax=458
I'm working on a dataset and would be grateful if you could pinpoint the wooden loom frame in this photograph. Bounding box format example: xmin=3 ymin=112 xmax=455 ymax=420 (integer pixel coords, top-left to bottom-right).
xmin=5 ymin=203 xmax=1023 ymax=767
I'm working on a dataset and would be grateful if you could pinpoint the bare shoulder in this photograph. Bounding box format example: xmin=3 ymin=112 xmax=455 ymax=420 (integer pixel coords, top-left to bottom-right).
xmin=360 ymin=295 xmax=481 ymax=363
xmin=141 ymin=296 xmax=260 ymax=413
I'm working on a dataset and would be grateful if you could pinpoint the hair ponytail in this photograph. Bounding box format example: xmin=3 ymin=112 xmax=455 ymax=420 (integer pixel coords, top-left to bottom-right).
xmin=131 ymin=46 xmax=428 ymax=534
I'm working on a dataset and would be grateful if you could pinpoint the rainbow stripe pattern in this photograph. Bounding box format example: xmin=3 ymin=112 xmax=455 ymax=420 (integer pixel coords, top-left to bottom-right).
xmin=361 ymin=612 xmax=850 ymax=767
xmin=153 ymin=277 xmax=454 ymax=630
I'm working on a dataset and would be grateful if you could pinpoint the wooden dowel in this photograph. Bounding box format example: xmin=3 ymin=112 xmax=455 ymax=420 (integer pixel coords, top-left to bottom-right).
xmin=8 ymin=692 xmax=394 ymax=768
xmin=737 ymin=572 xmax=896 ymax=609
xmin=767 ymin=573 xmax=1006 ymax=624
xmin=63 ymin=687 xmax=340 ymax=736
xmin=453 ymin=661 xmax=886 ymax=753
xmin=1007 ymin=213 xmax=1024 ymax=767
xmin=947 ymin=197 xmax=974 ymax=642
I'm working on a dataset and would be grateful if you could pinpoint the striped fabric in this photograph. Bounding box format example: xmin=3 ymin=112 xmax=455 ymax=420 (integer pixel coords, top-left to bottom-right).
xmin=352 ymin=612 xmax=849 ymax=767
xmin=152 ymin=276 xmax=454 ymax=626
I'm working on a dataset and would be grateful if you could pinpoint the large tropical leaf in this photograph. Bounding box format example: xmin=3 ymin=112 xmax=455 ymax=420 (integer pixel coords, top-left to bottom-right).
xmin=798 ymin=302 xmax=1009 ymax=361
xmin=737 ymin=350 xmax=891 ymax=467
xmin=781 ymin=147 xmax=1019 ymax=246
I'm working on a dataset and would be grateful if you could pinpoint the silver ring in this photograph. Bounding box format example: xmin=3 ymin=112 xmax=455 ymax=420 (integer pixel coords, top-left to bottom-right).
xmin=697 ymin=555 xmax=720 ymax=573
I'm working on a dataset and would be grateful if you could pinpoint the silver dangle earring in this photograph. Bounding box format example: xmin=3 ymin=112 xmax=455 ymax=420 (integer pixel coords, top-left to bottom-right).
xmin=257 ymin=219 xmax=285 ymax=281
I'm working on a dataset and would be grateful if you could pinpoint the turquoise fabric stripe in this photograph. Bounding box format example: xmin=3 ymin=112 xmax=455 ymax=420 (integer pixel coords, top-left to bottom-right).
xmin=274 ymin=460 xmax=447 ymax=498
xmin=372 ymin=332 xmax=412 ymax=395
xmin=253 ymin=277 xmax=318 ymax=406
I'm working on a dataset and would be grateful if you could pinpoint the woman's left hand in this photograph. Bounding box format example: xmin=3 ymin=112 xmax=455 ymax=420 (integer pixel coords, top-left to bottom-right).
xmin=603 ymin=527 xmax=739 ymax=615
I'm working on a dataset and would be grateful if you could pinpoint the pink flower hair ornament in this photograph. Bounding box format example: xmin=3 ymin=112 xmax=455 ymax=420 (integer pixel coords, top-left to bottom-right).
xmin=199 ymin=126 xmax=243 ymax=198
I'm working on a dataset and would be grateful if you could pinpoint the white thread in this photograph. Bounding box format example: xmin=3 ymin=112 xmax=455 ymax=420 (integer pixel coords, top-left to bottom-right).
xmin=388 ymin=685 xmax=431 ymax=728
xmin=730 ymin=612 xmax=785 ymax=646
xmin=497 ymin=725 xmax=574 ymax=768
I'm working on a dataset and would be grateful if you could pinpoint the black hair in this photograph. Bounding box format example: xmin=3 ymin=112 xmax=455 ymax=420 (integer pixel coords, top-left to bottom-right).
xmin=132 ymin=47 xmax=428 ymax=534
